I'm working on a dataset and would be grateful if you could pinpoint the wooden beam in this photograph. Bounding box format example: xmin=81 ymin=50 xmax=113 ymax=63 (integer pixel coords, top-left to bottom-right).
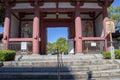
xmin=21 ymin=18 xmax=93 ymax=22
xmin=9 ymin=38 xmax=33 ymax=42
xmin=21 ymin=19 xmax=33 ymax=21
xmin=11 ymin=8 xmax=34 ymax=12
xmin=82 ymin=37 xmax=105 ymax=41
xmin=11 ymin=8 xmax=103 ymax=13
xmin=95 ymin=11 xmax=103 ymax=20
xmin=5 ymin=0 xmax=101 ymax=3
xmin=43 ymin=19 xmax=71 ymax=22
xmin=12 ymin=12 xmax=20 ymax=21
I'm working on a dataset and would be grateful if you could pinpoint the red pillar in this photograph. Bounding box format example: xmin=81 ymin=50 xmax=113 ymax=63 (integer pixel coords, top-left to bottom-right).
xmin=75 ymin=4 xmax=82 ymax=54
xmin=2 ymin=3 xmax=11 ymax=50
xmin=41 ymin=25 xmax=46 ymax=54
xmin=103 ymin=6 xmax=108 ymax=35
xmin=103 ymin=5 xmax=109 ymax=51
xmin=32 ymin=4 xmax=40 ymax=54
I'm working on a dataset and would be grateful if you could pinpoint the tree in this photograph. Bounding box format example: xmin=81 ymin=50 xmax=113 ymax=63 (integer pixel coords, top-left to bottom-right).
xmin=107 ymin=6 xmax=114 ymax=18
xmin=107 ymin=6 xmax=120 ymax=27
xmin=47 ymin=37 xmax=68 ymax=54
xmin=47 ymin=42 xmax=57 ymax=53
xmin=56 ymin=37 xmax=68 ymax=53
xmin=0 ymin=5 xmax=5 ymax=26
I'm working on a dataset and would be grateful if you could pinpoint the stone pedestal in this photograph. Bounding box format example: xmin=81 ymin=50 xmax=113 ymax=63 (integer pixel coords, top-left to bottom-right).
xmin=68 ymin=39 xmax=74 ymax=54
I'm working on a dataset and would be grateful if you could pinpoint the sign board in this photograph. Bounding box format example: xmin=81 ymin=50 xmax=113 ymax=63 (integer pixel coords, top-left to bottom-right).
xmin=106 ymin=19 xmax=115 ymax=33
xmin=91 ymin=42 xmax=96 ymax=47
xmin=21 ymin=42 xmax=27 ymax=52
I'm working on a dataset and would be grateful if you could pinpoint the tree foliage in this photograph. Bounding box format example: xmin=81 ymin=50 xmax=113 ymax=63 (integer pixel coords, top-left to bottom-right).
xmin=0 ymin=5 xmax=5 ymax=26
xmin=47 ymin=37 xmax=68 ymax=54
xmin=107 ymin=6 xmax=120 ymax=27
xmin=56 ymin=37 xmax=68 ymax=53
xmin=47 ymin=42 xmax=57 ymax=53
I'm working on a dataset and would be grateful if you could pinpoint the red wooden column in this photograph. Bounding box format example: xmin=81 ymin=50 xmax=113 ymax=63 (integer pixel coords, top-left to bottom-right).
xmin=103 ymin=3 xmax=109 ymax=51
xmin=41 ymin=24 xmax=46 ymax=54
xmin=32 ymin=1 xmax=40 ymax=54
xmin=69 ymin=13 xmax=75 ymax=39
xmin=2 ymin=1 xmax=11 ymax=50
xmin=103 ymin=6 xmax=108 ymax=35
xmin=75 ymin=2 xmax=82 ymax=54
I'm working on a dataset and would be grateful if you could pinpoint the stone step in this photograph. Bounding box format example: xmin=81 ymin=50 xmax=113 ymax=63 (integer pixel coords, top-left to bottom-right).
xmin=0 ymin=69 xmax=120 ymax=79
xmin=0 ymin=79 xmax=87 ymax=80
xmin=1 ymin=77 xmax=120 ymax=80
xmin=2 ymin=59 xmax=114 ymax=67
xmin=0 ymin=64 xmax=119 ymax=72
xmin=17 ymin=54 xmax=102 ymax=61
xmin=94 ymin=76 xmax=120 ymax=80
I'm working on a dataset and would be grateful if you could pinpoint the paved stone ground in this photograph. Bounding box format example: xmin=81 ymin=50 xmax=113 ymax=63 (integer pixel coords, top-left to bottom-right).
xmin=94 ymin=76 xmax=120 ymax=80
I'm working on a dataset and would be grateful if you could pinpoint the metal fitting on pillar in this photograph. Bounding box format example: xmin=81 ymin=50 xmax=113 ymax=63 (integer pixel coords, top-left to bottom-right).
xmin=34 ymin=35 xmax=38 ymax=39
xmin=4 ymin=35 xmax=7 ymax=40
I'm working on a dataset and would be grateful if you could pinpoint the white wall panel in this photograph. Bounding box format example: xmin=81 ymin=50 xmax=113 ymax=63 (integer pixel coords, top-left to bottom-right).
xmin=12 ymin=3 xmax=33 ymax=9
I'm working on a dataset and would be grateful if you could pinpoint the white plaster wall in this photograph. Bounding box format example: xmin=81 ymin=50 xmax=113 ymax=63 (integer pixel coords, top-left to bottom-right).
xmin=44 ymin=14 xmax=56 ymax=19
xmin=95 ymin=14 xmax=103 ymax=37
xmin=40 ymin=3 xmax=56 ymax=8
xmin=59 ymin=14 xmax=70 ymax=19
xmin=81 ymin=14 xmax=92 ymax=19
xmin=45 ymin=14 xmax=70 ymax=19
xmin=23 ymin=15 xmax=34 ymax=19
xmin=14 ymin=13 xmax=19 ymax=17
xmin=12 ymin=3 xmax=33 ymax=9
xmin=10 ymin=15 xmax=19 ymax=38
xmin=81 ymin=3 xmax=102 ymax=8
xmin=59 ymin=2 xmax=75 ymax=8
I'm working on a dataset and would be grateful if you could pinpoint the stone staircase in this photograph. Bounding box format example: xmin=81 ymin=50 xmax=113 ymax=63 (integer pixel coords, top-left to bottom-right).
xmin=0 ymin=54 xmax=120 ymax=80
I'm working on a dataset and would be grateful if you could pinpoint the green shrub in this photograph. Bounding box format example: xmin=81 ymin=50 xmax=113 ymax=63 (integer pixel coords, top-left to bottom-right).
xmin=115 ymin=49 xmax=120 ymax=59
xmin=102 ymin=51 xmax=111 ymax=59
xmin=0 ymin=50 xmax=16 ymax=61
xmin=117 ymin=37 xmax=120 ymax=41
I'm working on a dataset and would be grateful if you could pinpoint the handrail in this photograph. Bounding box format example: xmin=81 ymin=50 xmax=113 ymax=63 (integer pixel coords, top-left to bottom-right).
xmin=57 ymin=53 xmax=60 ymax=80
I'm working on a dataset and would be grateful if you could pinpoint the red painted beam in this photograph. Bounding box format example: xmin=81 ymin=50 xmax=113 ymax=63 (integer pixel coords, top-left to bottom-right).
xmin=82 ymin=37 xmax=105 ymax=41
xmin=9 ymin=38 xmax=33 ymax=42
xmin=11 ymin=8 xmax=103 ymax=13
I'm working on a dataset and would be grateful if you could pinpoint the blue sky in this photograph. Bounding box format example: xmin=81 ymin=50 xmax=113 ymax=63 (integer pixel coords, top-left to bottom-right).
xmin=0 ymin=0 xmax=119 ymax=42
xmin=0 ymin=26 xmax=4 ymax=34
xmin=47 ymin=27 xmax=68 ymax=43
xmin=112 ymin=0 xmax=119 ymax=7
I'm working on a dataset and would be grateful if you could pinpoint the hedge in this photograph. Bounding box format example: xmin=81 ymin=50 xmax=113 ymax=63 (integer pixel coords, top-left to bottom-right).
xmin=0 ymin=50 xmax=16 ymax=61
xmin=115 ymin=49 xmax=120 ymax=59
xmin=102 ymin=49 xmax=120 ymax=59
xmin=102 ymin=51 xmax=111 ymax=59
